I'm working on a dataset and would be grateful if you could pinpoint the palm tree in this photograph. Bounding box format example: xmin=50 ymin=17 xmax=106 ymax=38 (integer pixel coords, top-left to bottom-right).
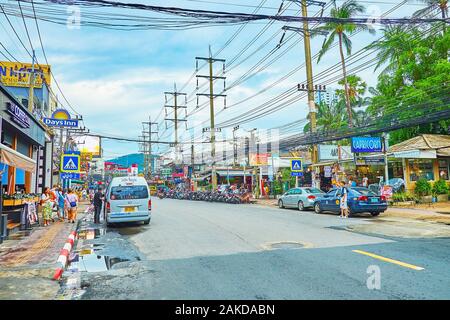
xmin=414 ymin=0 xmax=448 ymax=19
xmin=315 ymin=0 xmax=375 ymax=127
xmin=367 ymin=25 xmax=415 ymax=76
xmin=303 ymin=100 xmax=347 ymax=133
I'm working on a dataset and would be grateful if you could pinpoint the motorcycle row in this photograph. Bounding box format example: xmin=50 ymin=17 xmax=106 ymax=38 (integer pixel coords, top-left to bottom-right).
xmin=157 ymin=189 xmax=252 ymax=204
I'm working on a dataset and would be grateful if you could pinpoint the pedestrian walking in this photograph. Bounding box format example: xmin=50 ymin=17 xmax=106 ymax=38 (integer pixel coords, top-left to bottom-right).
xmin=339 ymin=181 xmax=349 ymax=218
xmin=40 ymin=187 xmax=53 ymax=226
xmin=93 ymin=187 xmax=104 ymax=224
xmin=66 ymin=188 xmax=79 ymax=223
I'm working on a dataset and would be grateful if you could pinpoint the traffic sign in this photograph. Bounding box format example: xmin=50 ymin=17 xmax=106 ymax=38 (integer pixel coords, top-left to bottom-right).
xmin=61 ymin=154 xmax=80 ymax=173
xmin=291 ymin=172 xmax=303 ymax=177
xmin=60 ymin=172 xmax=80 ymax=180
xmin=291 ymin=158 xmax=303 ymax=172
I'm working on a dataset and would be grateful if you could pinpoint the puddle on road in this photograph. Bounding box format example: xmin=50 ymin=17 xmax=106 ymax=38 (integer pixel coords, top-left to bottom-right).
xmin=68 ymin=248 xmax=134 ymax=273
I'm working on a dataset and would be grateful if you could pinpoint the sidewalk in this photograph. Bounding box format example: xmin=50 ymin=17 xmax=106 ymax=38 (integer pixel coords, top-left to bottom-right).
xmin=0 ymin=202 xmax=89 ymax=300
xmin=254 ymin=198 xmax=450 ymax=225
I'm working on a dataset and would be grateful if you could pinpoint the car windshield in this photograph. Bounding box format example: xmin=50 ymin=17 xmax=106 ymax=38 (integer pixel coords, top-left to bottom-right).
xmin=351 ymin=188 xmax=378 ymax=196
xmin=110 ymin=185 xmax=149 ymax=200
xmin=304 ymin=188 xmax=323 ymax=194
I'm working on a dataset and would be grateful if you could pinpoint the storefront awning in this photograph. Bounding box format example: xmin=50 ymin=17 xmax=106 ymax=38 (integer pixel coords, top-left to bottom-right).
xmin=0 ymin=143 xmax=36 ymax=172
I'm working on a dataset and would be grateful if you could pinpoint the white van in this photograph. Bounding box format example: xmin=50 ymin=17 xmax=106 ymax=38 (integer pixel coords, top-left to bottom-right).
xmin=104 ymin=176 xmax=151 ymax=226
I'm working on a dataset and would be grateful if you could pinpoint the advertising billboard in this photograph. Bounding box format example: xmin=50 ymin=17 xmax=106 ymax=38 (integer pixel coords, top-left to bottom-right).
xmin=249 ymin=153 xmax=269 ymax=166
xmin=318 ymin=145 xmax=353 ymax=161
xmin=0 ymin=61 xmax=51 ymax=88
xmin=72 ymin=135 xmax=101 ymax=158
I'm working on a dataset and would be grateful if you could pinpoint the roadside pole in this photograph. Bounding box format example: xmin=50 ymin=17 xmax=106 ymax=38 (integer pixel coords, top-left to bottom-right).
xmin=28 ymin=50 xmax=36 ymax=113
xmin=383 ymin=133 xmax=389 ymax=183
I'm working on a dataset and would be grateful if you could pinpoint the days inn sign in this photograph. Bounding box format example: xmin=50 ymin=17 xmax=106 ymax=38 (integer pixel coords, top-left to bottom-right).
xmin=43 ymin=109 xmax=79 ymax=128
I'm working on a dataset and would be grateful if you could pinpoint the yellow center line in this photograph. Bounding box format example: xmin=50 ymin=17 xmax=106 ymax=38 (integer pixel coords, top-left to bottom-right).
xmin=352 ymin=250 xmax=425 ymax=271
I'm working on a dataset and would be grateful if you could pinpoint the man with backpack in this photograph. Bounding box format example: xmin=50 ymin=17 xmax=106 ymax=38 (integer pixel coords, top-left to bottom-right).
xmin=339 ymin=181 xmax=349 ymax=219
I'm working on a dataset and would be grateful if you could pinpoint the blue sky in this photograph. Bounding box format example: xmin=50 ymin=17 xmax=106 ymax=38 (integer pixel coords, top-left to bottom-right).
xmin=0 ymin=0 xmax=426 ymax=159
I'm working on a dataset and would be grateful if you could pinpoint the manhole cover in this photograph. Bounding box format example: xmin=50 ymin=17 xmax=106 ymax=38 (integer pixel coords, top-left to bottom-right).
xmin=263 ymin=241 xmax=312 ymax=250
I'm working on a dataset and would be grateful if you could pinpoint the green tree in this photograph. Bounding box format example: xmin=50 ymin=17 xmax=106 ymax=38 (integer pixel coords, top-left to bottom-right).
xmin=368 ymin=28 xmax=450 ymax=145
xmin=367 ymin=25 xmax=415 ymax=76
xmin=315 ymin=0 xmax=375 ymax=127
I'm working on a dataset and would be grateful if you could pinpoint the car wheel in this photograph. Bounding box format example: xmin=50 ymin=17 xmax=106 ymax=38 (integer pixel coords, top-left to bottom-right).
xmin=370 ymin=212 xmax=380 ymax=217
xmin=298 ymin=201 xmax=305 ymax=211
xmin=314 ymin=203 xmax=322 ymax=214
xmin=143 ymin=218 xmax=151 ymax=225
xmin=278 ymin=200 xmax=284 ymax=209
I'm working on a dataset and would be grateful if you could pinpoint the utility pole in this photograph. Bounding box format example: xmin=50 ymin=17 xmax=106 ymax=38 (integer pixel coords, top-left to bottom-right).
xmin=196 ymin=46 xmax=226 ymax=190
xmin=233 ymin=125 xmax=239 ymax=167
xmin=141 ymin=117 xmax=158 ymax=179
xmin=28 ymin=50 xmax=36 ymax=113
xmin=281 ymin=0 xmax=326 ymax=189
xmin=164 ymin=83 xmax=187 ymax=163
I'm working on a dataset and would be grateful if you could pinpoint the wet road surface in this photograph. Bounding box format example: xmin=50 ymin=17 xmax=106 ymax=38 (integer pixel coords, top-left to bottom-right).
xmin=61 ymin=198 xmax=450 ymax=299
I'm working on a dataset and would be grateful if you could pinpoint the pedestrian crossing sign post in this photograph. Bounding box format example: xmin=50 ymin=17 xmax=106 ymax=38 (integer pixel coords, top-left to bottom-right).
xmin=291 ymin=159 xmax=303 ymax=172
xmin=61 ymin=154 xmax=80 ymax=173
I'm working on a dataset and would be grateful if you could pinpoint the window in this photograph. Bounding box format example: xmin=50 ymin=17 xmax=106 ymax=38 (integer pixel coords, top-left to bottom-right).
xmin=409 ymin=159 xmax=434 ymax=181
xmin=110 ymin=186 xmax=148 ymax=200
xmin=304 ymin=188 xmax=323 ymax=194
xmin=294 ymin=189 xmax=302 ymax=195
xmin=438 ymin=159 xmax=449 ymax=180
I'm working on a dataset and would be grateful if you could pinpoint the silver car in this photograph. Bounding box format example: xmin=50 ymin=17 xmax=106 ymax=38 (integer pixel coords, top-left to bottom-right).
xmin=278 ymin=187 xmax=325 ymax=211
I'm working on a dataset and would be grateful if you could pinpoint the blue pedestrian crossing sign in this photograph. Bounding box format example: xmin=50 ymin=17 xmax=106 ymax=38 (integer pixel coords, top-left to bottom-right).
xmin=291 ymin=159 xmax=303 ymax=172
xmin=61 ymin=154 xmax=80 ymax=173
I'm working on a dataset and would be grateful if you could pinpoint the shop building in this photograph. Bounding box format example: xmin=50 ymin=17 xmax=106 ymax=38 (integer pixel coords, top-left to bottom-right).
xmin=388 ymin=134 xmax=450 ymax=192
xmin=1 ymin=84 xmax=48 ymax=236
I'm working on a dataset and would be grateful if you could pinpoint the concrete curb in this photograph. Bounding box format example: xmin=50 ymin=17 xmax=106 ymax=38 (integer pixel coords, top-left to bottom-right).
xmin=53 ymin=230 xmax=77 ymax=281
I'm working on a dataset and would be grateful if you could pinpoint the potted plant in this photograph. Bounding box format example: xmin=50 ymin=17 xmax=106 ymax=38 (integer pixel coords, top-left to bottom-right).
xmin=414 ymin=178 xmax=432 ymax=203
xmin=392 ymin=192 xmax=417 ymax=206
xmin=432 ymin=179 xmax=449 ymax=202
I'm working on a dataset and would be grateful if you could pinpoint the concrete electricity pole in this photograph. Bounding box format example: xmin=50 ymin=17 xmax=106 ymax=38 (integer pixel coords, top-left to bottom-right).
xmin=281 ymin=0 xmax=326 ymax=188
xmin=141 ymin=117 xmax=158 ymax=178
xmin=164 ymin=83 xmax=187 ymax=160
xmin=28 ymin=50 xmax=36 ymax=113
xmin=195 ymin=47 xmax=226 ymax=190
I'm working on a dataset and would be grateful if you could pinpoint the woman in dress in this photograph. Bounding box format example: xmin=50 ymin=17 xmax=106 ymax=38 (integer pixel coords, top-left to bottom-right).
xmin=41 ymin=187 xmax=53 ymax=226
xmin=66 ymin=188 xmax=79 ymax=223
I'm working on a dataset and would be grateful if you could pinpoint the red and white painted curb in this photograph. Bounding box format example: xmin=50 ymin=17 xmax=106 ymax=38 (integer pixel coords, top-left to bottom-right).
xmin=53 ymin=231 xmax=77 ymax=281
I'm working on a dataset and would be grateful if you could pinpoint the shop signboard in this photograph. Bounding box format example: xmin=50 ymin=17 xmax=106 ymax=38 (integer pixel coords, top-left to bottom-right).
xmin=249 ymin=153 xmax=269 ymax=166
xmin=318 ymin=145 xmax=353 ymax=161
xmin=0 ymin=61 xmax=51 ymax=88
xmin=351 ymin=137 xmax=383 ymax=153
xmin=161 ymin=168 xmax=172 ymax=176
xmin=43 ymin=109 xmax=79 ymax=128
xmin=6 ymin=102 xmax=30 ymax=128
xmin=354 ymin=156 xmax=386 ymax=166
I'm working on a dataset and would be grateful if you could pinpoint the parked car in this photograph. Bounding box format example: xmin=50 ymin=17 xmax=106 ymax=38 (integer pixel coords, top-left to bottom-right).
xmin=104 ymin=176 xmax=151 ymax=226
xmin=313 ymin=187 xmax=387 ymax=217
xmin=278 ymin=187 xmax=325 ymax=211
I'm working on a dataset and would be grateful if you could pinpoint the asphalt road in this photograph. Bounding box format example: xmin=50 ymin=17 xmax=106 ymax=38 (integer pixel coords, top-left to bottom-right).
xmin=66 ymin=198 xmax=450 ymax=299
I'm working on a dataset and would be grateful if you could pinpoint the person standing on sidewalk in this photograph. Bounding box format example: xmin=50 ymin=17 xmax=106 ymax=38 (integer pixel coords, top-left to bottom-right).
xmin=339 ymin=181 xmax=349 ymax=218
xmin=56 ymin=188 xmax=66 ymax=221
xmin=40 ymin=187 xmax=53 ymax=227
xmin=93 ymin=187 xmax=104 ymax=224
xmin=66 ymin=189 xmax=79 ymax=224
